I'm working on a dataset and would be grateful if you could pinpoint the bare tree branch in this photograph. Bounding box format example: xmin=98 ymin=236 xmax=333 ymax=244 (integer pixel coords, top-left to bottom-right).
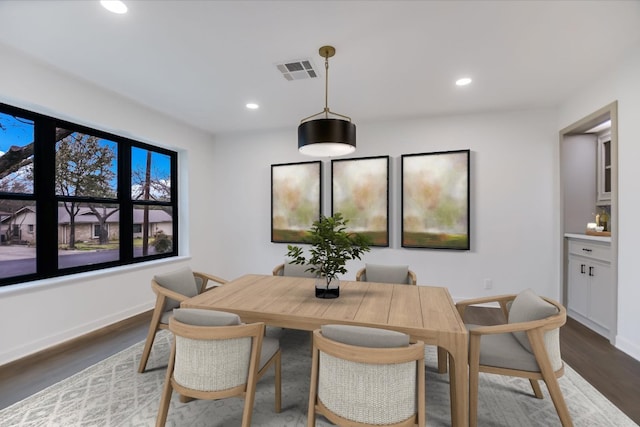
xmin=0 ymin=128 xmax=73 ymax=180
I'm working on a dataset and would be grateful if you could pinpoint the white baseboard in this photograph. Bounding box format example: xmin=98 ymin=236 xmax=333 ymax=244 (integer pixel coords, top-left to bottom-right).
xmin=0 ymin=301 xmax=152 ymax=366
xmin=615 ymin=334 xmax=640 ymax=362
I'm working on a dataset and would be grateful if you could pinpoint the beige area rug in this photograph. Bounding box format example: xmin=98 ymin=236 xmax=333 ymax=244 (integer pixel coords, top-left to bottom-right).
xmin=0 ymin=328 xmax=636 ymax=427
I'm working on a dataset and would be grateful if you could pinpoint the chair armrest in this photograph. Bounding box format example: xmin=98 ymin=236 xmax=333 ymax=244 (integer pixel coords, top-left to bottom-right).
xmin=151 ymin=279 xmax=192 ymax=303
xmin=355 ymin=268 xmax=365 ymax=281
xmin=468 ymin=317 xmax=555 ymax=336
xmin=456 ymin=294 xmax=516 ymax=319
xmin=194 ymin=271 xmax=228 ymax=293
xmin=272 ymin=264 xmax=284 ymax=276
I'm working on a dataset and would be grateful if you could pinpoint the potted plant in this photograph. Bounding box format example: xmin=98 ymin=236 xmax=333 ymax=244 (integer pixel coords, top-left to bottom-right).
xmin=286 ymin=213 xmax=370 ymax=298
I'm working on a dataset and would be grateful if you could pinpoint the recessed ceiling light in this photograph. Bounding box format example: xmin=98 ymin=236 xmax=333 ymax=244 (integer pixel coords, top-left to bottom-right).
xmin=246 ymin=103 xmax=259 ymax=110
xmin=100 ymin=0 xmax=128 ymax=14
xmin=455 ymin=77 xmax=472 ymax=86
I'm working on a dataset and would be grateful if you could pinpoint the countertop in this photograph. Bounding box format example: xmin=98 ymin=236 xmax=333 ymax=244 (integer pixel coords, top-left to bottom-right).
xmin=564 ymin=233 xmax=611 ymax=243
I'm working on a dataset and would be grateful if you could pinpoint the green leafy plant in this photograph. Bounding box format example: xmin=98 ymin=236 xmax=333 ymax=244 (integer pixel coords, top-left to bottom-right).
xmin=152 ymin=230 xmax=173 ymax=253
xmin=286 ymin=213 xmax=370 ymax=288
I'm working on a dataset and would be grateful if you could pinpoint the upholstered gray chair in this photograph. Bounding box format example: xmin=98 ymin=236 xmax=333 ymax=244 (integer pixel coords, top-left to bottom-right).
xmin=156 ymin=308 xmax=281 ymax=427
xmin=356 ymin=263 xmax=417 ymax=285
xmin=307 ymin=324 xmax=425 ymax=427
xmin=138 ymin=266 xmax=227 ymax=373
xmin=456 ymin=289 xmax=572 ymax=427
xmin=272 ymin=260 xmax=319 ymax=278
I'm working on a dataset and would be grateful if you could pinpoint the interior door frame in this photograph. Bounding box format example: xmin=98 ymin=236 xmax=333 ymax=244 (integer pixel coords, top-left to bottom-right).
xmin=559 ymin=101 xmax=618 ymax=344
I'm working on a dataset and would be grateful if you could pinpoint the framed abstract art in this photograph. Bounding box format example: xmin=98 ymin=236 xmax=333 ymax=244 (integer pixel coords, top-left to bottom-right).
xmin=271 ymin=161 xmax=322 ymax=243
xmin=401 ymin=150 xmax=470 ymax=250
xmin=331 ymin=156 xmax=389 ymax=246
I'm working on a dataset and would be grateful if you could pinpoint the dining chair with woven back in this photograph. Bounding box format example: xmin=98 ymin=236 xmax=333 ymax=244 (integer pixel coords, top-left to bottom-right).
xmin=307 ymin=324 xmax=425 ymax=427
xmin=138 ymin=266 xmax=227 ymax=373
xmin=156 ymin=308 xmax=281 ymax=427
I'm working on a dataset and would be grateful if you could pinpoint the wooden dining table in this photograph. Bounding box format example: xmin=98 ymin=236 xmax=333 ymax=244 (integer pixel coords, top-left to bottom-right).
xmin=182 ymin=273 xmax=469 ymax=427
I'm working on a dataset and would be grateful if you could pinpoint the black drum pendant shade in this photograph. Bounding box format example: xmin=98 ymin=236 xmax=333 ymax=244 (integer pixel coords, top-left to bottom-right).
xmin=298 ymin=45 xmax=356 ymax=157
xmin=298 ymin=118 xmax=356 ymax=157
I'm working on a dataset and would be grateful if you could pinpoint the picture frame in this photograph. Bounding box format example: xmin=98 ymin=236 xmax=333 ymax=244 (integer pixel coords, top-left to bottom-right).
xmin=331 ymin=156 xmax=389 ymax=247
xmin=401 ymin=150 xmax=470 ymax=250
xmin=271 ymin=161 xmax=322 ymax=243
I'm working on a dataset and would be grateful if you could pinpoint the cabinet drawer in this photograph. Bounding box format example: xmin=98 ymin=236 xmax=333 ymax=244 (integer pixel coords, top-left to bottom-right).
xmin=568 ymin=239 xmax=610 ymax=262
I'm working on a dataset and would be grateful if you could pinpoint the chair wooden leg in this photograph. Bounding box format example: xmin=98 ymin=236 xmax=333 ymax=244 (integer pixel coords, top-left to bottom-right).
xmin=138 ymin=328 xmax=158 ymax=373
xmin=242 ymin=355 xmax=261 ymax=427
xmin=274 ymin=350 xmax=282 ymax=413
xmin=448 ymin=353 xmax=457 ymax=427
xmin=468 ymin=335 xmax=481 ymax=427
xmin=307 ymin=343 xmax=320 ymax=427
xmin=437 ymin=346 xmax=448 ymax=373
xmin=541 ymin=371 xmax=573 ymax=426
xmin=529 ymin=379 xmax=543 ymax=399
xmin=528 ymin=330 xmax=573 ymax=427
xmin=156 ymin=341 xmax=176 ymax=427
xmin=417 ymin=351 xmax=426 ymax=427
xmin=179 ymin=394 xmax=195 ymax=403
xmin=241 ymin=378 xmax=260 ymax=427
xmin=155 ymin=381 xmax=173 ymax=427
xmin=139 ymin=298 xmax=165 ymax=373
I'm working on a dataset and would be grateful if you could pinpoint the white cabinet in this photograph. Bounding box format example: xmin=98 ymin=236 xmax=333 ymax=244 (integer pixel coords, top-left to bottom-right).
xmin=597 ymin=131 xmax=612 ymax=205
xmin=566 ymin=237 xmax=613 ymax=338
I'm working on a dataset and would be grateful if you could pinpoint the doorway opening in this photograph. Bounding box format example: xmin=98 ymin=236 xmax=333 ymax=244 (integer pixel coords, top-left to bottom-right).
xmin=559 ymin=101 xmax=618 ymax=344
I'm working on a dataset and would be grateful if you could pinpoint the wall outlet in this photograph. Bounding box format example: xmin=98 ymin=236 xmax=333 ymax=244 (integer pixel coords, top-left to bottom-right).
xmin=483 ymin=278 xmax=493 ymax=290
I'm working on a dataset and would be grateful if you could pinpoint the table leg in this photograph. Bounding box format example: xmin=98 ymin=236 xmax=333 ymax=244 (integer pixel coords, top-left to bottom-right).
xmin=448 ymin=341 xmax=469 ymax=427
xmin=449 ymin=353 xmax=459 ymax=426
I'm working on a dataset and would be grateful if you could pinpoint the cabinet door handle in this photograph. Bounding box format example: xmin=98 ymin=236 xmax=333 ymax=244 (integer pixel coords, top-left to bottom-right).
xmin=581 ymin=264 xmax=586 ymax=274
xmin=582 ymin=248 xmax=593 ymax=253
xmin=589 ymin=266 xmax=594 ymax=277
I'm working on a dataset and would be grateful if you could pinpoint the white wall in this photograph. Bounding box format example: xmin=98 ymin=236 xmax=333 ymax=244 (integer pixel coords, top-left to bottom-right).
xmin=209 ymin=110 xmax=560 ymax=302
xmin=0 ymin=44 xmax=220 ymax=364
xmin=558 ymin=42 xmax=640 ymax=361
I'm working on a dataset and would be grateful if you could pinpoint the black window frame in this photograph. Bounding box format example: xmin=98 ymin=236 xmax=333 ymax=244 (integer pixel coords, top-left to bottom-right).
xmin=0 ymin=102 xmax=179 ymax=287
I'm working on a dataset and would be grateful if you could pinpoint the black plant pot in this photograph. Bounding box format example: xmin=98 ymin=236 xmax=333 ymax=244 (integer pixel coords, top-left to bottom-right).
xmin=315 ymin=278 xmax=340 ymax=299
xmin=315 ymin=285 xmax=340 ymax=299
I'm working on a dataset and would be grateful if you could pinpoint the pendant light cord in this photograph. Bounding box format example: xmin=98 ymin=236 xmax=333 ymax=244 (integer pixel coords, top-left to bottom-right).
xmin=324 ymin=53 xmax=330 ymax=118
xmin=299 ymin=45 xmax=352 ymax=123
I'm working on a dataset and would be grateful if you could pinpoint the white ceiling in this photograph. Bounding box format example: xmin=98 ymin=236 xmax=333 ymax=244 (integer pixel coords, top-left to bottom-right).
xmin=0 ymin=1 xmax=639 ymax=136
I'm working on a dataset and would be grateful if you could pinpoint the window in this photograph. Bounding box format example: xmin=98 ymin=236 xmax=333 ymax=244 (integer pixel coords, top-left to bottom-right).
xmin=93 ymin=223 xmax=108 ymax=239
xmin=0 ymin=102 xmax=178 ymax=286
xmin=131 ymin=147 xmax=174 ymax=258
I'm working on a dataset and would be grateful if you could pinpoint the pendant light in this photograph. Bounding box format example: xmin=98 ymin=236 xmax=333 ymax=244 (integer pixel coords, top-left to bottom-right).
xmin=298 ymin=46 xmax=356 ymax=157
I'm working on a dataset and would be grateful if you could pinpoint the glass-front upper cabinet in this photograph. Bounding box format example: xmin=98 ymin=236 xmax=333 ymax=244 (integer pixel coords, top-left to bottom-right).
xmin=597 ymin=131 xmax=611 ymax=205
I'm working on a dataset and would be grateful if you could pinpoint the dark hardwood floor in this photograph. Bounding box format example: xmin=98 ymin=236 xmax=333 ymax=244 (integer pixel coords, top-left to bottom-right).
xmin=0 ymin=311 xmax=152 ymax=411
xmin=0 ymin=308 xmax=639 ymax=425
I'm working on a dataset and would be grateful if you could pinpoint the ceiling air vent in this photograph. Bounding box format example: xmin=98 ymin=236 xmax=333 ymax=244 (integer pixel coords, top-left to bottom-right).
xmin=276 ymin=59 xmax=318 ymax=81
